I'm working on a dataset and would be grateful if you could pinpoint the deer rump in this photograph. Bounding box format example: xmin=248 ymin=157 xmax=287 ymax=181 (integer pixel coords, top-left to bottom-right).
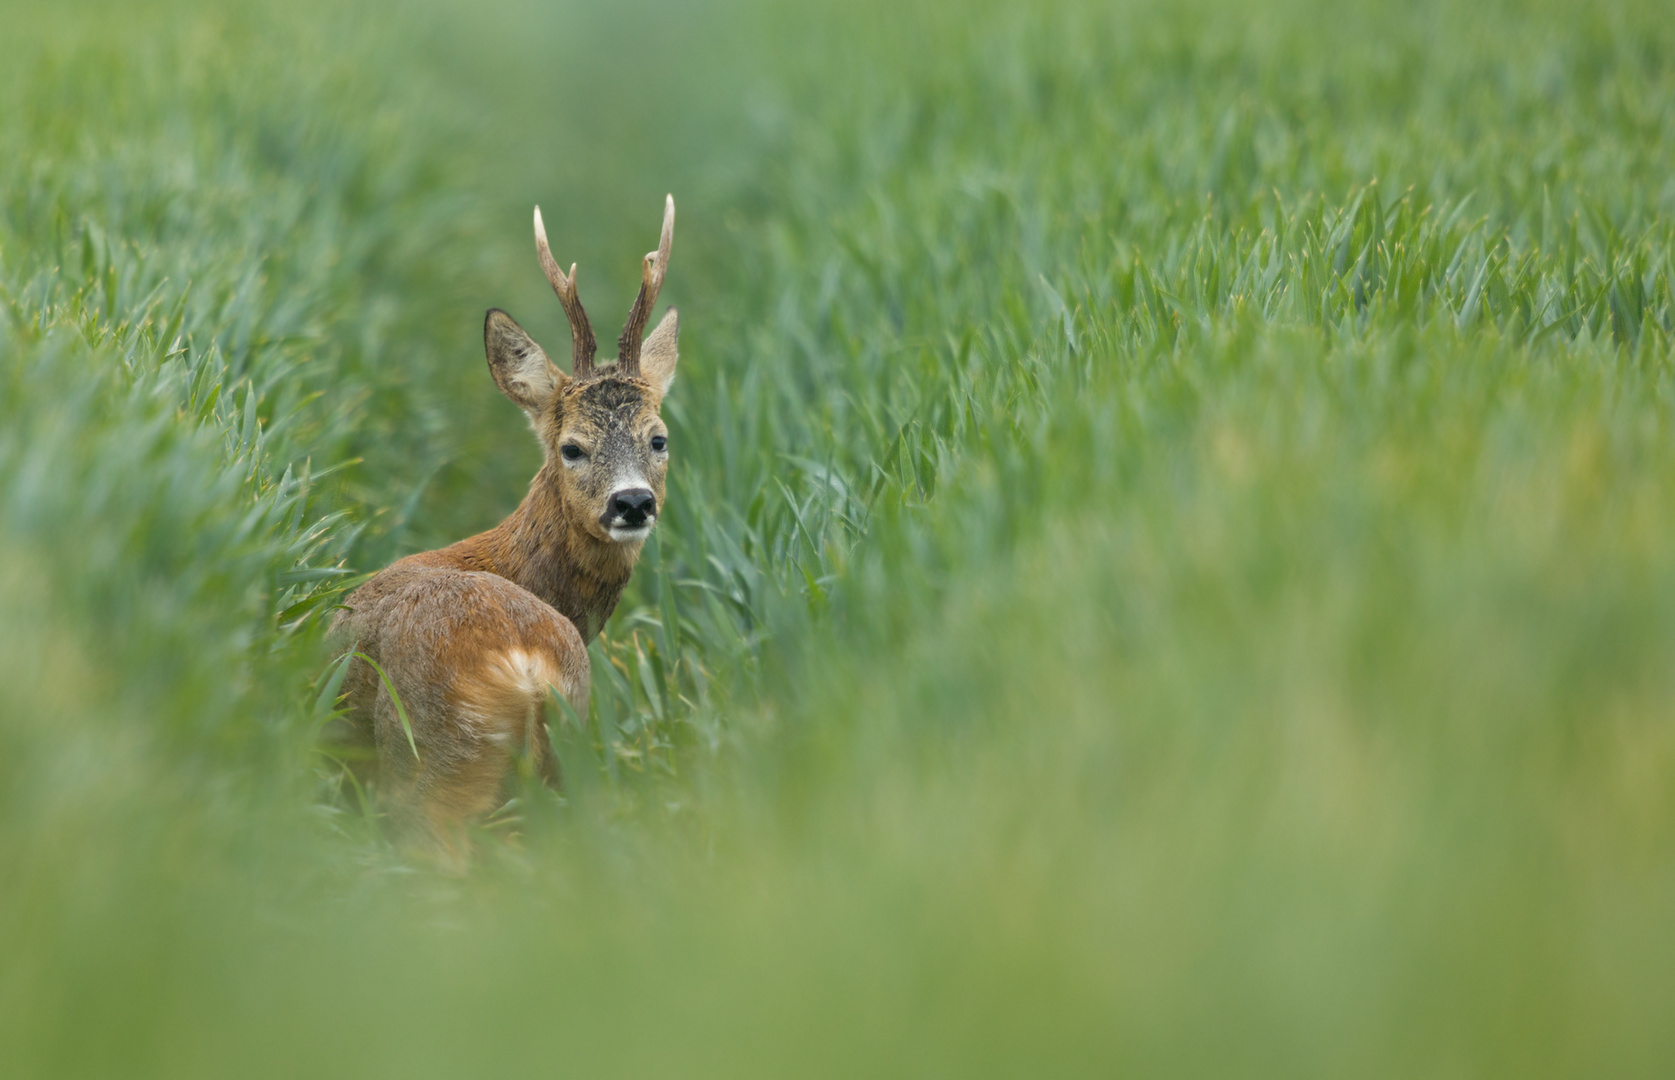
xmin=331 ymin=563 xmax=589 ymax=841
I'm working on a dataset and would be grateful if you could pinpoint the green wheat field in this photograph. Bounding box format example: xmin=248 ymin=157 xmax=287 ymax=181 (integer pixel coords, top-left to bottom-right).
xmin=3 ymin=0 xmax=1673 ymax=1074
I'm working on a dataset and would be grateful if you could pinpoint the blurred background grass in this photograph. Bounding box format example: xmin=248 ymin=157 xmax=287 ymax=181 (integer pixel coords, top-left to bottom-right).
xmin=2 ymin=0 xmax=1673 ymax=1075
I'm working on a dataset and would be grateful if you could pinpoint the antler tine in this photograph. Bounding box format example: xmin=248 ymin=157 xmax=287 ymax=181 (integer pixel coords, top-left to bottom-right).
xmin=616 ymin=194 xmax=675 ymax=377
xmin=534 ymin=205 xmax=597 ymax=377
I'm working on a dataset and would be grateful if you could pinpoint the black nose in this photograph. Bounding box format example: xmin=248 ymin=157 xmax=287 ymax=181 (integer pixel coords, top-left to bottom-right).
xmin=610 ymin=488 xmax=656 ymax=526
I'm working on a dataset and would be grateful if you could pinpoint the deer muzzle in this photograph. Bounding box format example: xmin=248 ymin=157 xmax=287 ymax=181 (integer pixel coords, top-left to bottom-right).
xmin=602 ymin=487 xmax=657 ymax=538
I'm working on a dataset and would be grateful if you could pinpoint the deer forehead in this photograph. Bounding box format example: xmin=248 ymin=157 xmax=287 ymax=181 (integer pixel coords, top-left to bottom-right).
xmin=556 ymin=378 xmax=663 ymax=442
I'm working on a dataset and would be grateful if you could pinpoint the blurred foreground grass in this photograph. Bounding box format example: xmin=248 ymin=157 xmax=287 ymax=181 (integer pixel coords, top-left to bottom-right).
xmin=2 ymin=0 xmax=1674 ymax=1075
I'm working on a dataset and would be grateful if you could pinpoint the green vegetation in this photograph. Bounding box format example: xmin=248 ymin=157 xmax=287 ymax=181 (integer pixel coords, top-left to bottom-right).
xmin=3 ymin=0 xmax=1673 ymax=1074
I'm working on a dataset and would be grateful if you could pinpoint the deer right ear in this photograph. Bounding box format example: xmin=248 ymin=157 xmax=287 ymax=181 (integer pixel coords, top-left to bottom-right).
xmin=485 ymin=308 xmax=566 ymax=417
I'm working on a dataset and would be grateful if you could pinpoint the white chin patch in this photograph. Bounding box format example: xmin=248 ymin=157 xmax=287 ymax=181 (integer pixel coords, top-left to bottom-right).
xmin=608 ymin=523 xmax=652 ymax=543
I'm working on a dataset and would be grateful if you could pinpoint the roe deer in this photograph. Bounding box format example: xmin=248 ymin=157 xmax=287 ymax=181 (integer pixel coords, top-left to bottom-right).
xmin=329 ymin=196 xmax=680 ymax=860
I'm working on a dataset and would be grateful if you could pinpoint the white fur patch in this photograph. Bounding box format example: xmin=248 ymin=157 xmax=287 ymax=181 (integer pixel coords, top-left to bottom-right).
xmin=496 ymin=648 xmax=569 ymax=700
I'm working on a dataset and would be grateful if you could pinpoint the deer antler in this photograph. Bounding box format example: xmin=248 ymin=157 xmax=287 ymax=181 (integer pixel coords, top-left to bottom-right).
xmin=534 ymin=206 xmax=598 ymax=377
xmin=616 ymin=195 xmax=675 ymax=377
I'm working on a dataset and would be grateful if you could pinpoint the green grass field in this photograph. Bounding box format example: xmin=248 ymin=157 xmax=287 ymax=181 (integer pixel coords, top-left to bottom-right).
xmin=3 ymin=0 xmax=1673 ymax=1074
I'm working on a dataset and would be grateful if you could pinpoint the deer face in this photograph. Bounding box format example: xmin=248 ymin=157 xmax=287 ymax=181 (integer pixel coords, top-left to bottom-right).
xmin=552 ymin=375 xmax=669 ymax=542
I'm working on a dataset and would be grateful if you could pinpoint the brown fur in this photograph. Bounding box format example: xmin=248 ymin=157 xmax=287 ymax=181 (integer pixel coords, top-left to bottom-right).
xmin=327 ymin=201 xmax=681 ymax=864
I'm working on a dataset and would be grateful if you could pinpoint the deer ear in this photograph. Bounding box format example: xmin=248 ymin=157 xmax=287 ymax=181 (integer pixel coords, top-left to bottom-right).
xmin=485 ymin=308 xmax=566 ymax=417
xmin=640 ymin=307 xmax=679 ymax=395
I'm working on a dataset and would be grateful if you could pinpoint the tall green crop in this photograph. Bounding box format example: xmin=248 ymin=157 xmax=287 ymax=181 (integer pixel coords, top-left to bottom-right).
xmin=2 ymin=0 xmax=1673 ymax=1076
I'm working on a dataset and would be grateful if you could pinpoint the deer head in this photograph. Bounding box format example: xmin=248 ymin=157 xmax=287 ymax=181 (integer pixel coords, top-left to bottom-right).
xmin=483 ymin=195 xmax=679 ymax=546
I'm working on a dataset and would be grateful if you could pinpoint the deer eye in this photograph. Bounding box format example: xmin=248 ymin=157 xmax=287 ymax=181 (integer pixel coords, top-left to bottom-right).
xmin=560 ymin=444 xmax=586 ymax=462
xmin=650 ymin=435 xmax=667 ymax=453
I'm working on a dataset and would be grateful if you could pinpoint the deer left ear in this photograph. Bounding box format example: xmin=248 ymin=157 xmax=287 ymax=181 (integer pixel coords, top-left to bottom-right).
xmin=640 ymin=307 xmax=679 ymax=395
xmin=485 ymin=308 xmax=566 ymax=418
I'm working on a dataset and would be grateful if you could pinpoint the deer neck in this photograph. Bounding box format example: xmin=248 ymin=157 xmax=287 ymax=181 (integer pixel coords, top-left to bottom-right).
xmin=457 ymin=466 xmax=640 ymax=643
